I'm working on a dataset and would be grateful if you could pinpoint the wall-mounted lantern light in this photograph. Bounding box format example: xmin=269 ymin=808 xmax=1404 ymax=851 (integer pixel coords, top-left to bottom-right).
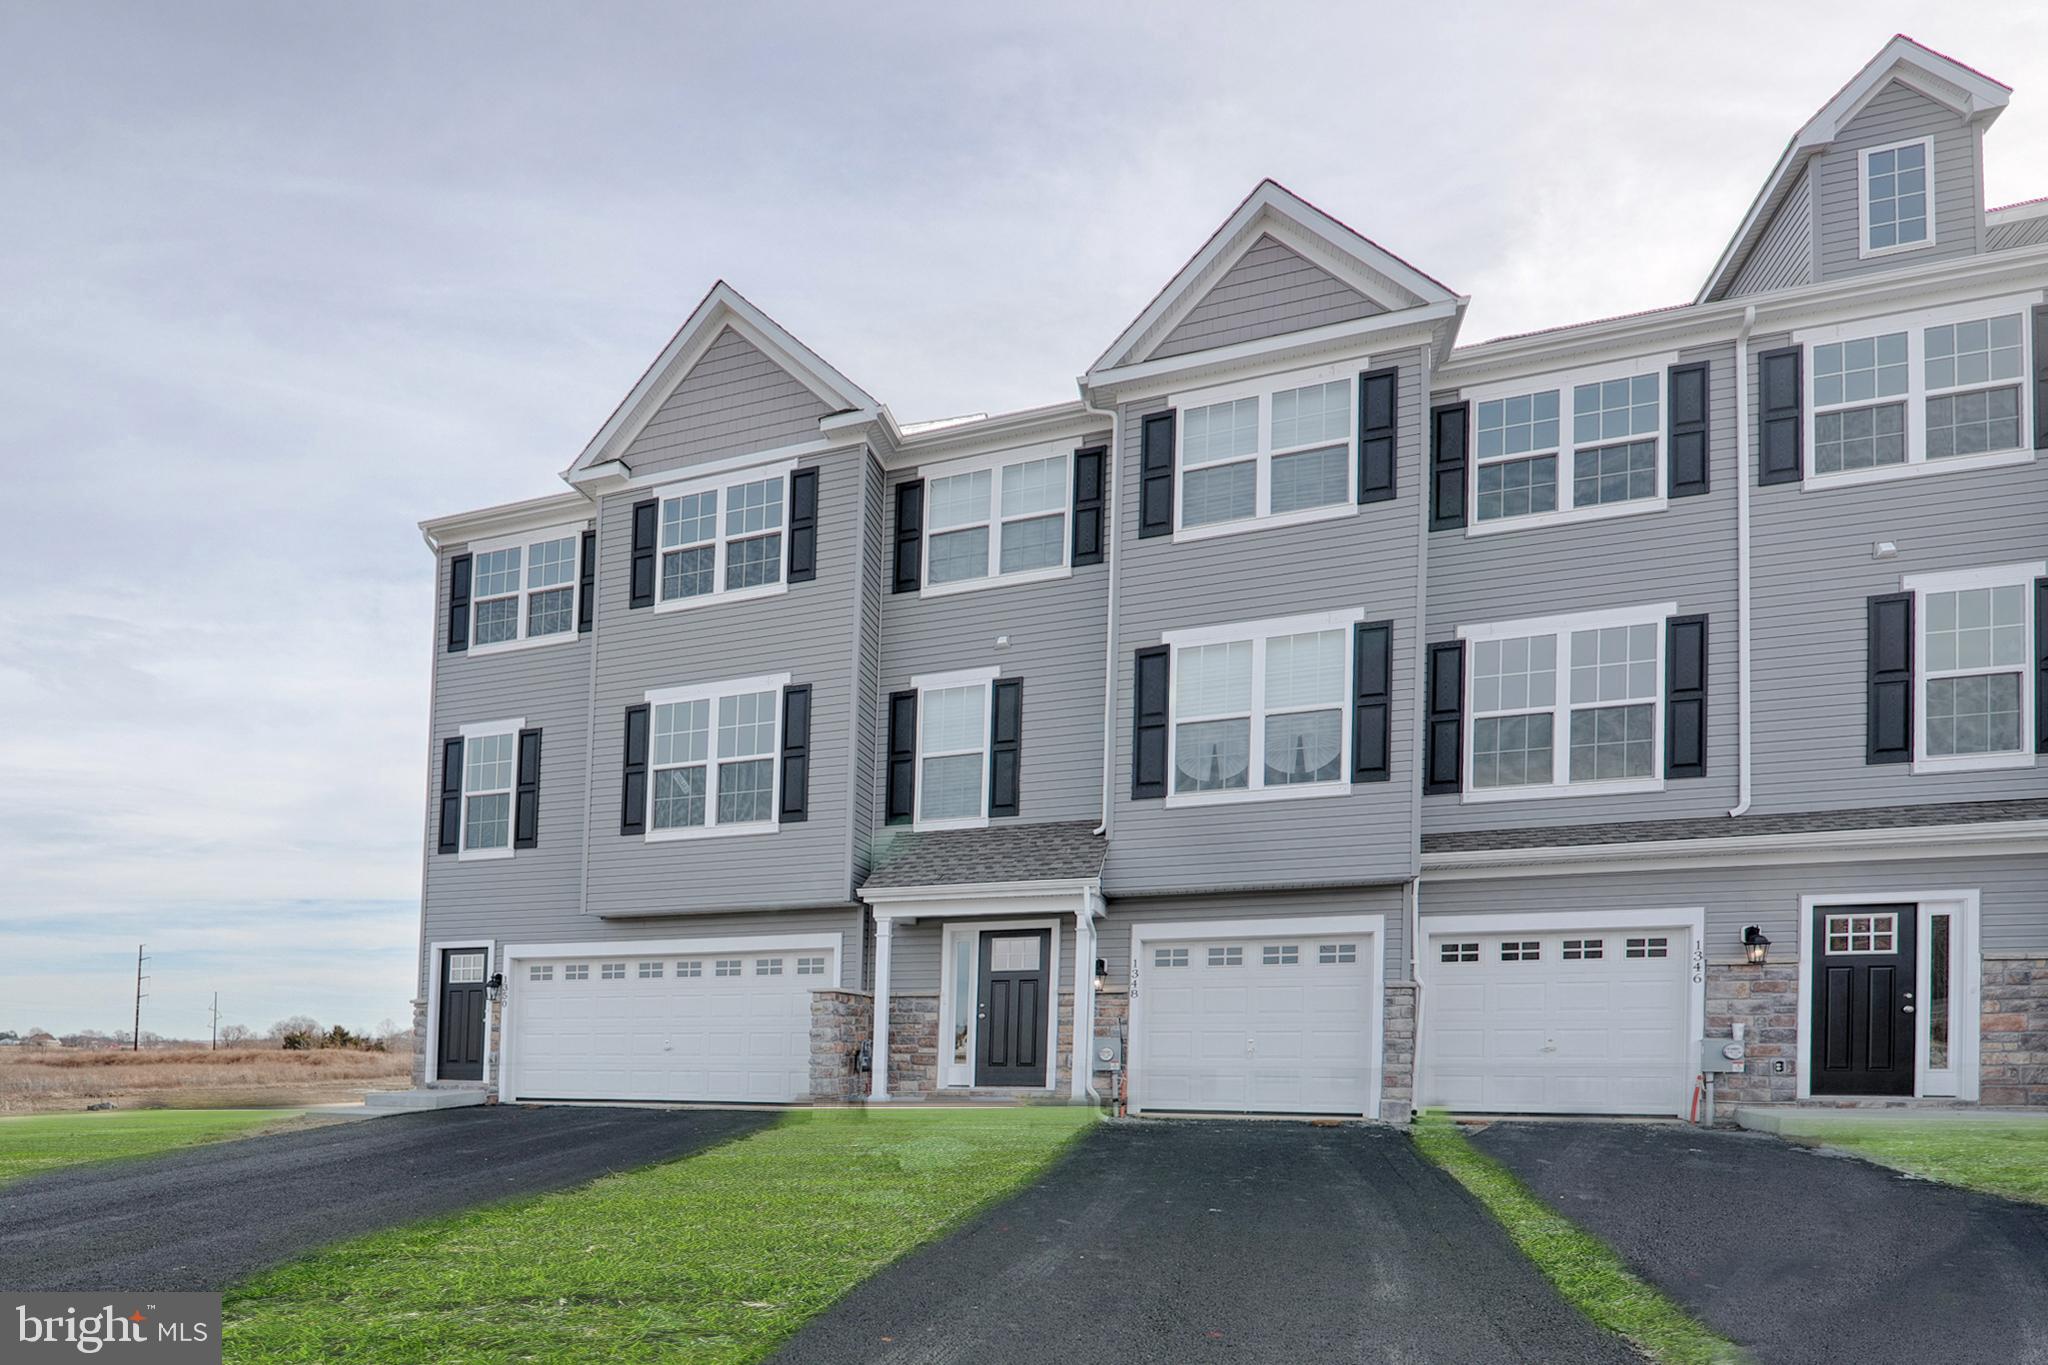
xmin=487 ymin=972 xmax=505 ymax=1002
xmin=1093 ymin=958 xmax=1108 ymax=992
xmin=1742 ymin=926 xmax=1771 ymax=965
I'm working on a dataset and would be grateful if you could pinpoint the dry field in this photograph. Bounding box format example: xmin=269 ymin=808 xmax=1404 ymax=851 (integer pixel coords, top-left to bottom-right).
xmin=0 ymin=1047 xmax=412 ymax=1114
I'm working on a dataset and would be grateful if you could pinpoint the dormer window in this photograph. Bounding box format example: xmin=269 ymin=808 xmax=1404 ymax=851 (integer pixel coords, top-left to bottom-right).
xmin=1860 ymin=138 xmax=1932 ymax=258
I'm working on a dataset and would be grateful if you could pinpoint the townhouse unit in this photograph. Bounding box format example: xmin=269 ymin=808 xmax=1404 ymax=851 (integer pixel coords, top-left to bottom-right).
xmin=411 ymin=36 xmax=2048 ymax=1121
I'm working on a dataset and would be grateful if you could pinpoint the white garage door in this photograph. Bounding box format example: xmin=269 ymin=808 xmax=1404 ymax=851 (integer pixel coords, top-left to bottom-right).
xmin=508 ymin=947 xmax=833 ymax=1102
xmin=1134 ymin=932 xmax=1376 ymax=1116
xmin=1422 ymin=928 xmax=1691 ymax=1115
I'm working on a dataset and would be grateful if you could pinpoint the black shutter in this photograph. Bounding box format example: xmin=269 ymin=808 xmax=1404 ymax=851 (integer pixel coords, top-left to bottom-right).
xmin=1758 ymin=346 xmax=1803 ymax=485
xmin=886 ymin=690 xmax=917 ymax=824
xmin=1357 ymin=368 xmax=1398 ymax=504
xmin=629 ymin=498 xmax=658 ymax=608
xmin=1867 ymin=594 xmax=1914 ymax=765
xmin=1138 ymin=411 xmax=1176 ymax=538
xmin=787 ymin=468 xmax=818 ymax=584
xmin=989 ymin=678 xmax=1023 ymax=818
xmin=2036 ymin=578 xmax=2048 ymax=754
xmin=620 ymin=704 xmax=650 ymax=833
xmin=1353 ymin=621 xmax=1392 ymax=782
xmin=1071 ymin=447 xmax=1106 ymax=566
xmin=1131 ymin=646 xmax=1170 ymax=799
xmin=2035 ymin=307 xmax=2048 ymax=451
xmin=892 ymin=480 xmax=923 ymax=594
xmin=437 ymin=737 xmax=463 ymax=853
xmin=1668 ymin=362 xmax=1711 ymax=498
xmin=1430 ymin=402 xmax=1468 ymax=530
xmin=1424 ymin=641 xmax=1465 ymax=794
xmin=446 ymin=554 xmax=472 ymax=653
xmin=513 ymin=728 xmax=542 ymax=848
xmin=576 ymin=530 xmax=596 ymax=633
xmin=1665 ymin=616 xmax=1708 ymax=779
xmin=779 ymin=685 xmax=811 ymax=823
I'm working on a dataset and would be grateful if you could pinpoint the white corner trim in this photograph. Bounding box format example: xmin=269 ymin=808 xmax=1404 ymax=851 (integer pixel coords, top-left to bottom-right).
xmin=1127 ymin=912 xmax=1387 ymax=1120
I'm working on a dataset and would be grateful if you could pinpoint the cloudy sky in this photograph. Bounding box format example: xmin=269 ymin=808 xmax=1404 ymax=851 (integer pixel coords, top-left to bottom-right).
xmin=3 ymin=3 xmax=2044 ymax=1039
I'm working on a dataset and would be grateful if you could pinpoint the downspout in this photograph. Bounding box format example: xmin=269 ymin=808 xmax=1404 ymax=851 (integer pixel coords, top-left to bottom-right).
xmin=1084 ymin=392 xmax=1120 ymax=838
xmin=577 ymin=503 xmax=602 ymax=916
xmin=1404 ymin=343 xmax=1437 ymax=1119
xmin=1728 ymin=304 xmax=1757 ymax=818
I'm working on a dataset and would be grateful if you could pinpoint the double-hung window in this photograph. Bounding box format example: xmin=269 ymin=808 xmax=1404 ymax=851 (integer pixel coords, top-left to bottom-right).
xmin=1904 ymin=563 xmax=2041 ymax=772
xmin=1461 ymin=604 xmax=1672 ymax=800
xmin=922 ymin=446 xmax=1070 ymax=593
xmin=457 ymin=718 xmax=521 ymax=859
xmin=643 ymin=673 xmax=790 ymax=838
xmin=1172 ymin=364 xmax=1354 ymax=539
xmin=1163 ymin=608 xmax=1362 ymax=806
xmin=1467 ymin=357 xmax=1671 ymax=533
xmin=1859 ymin=138 xmax=1932 ymax=258
xmin=654 ymin=464 xmax=789 ymax=609
xmin=913 ymin=666 xmax=997 ymax=829
xmin=1798 ymin=296 xmax=2034 ymax=487
xmin=469 ymin=523 xmax=582 ymax=652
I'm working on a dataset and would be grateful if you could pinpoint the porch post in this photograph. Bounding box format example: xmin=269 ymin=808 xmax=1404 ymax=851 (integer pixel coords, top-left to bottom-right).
xmin=869 ymin=915 xmax=894 ymax=1102
xmin=1070 ymin=891 xmax=1101 ymax=1101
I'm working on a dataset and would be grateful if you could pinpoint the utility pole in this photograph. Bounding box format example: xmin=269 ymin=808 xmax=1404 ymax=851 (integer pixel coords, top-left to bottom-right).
xmin=132 ymin=945 xmax=149 ymax=1052
xmin=210 ymin=992 xmax=219 ymax=1051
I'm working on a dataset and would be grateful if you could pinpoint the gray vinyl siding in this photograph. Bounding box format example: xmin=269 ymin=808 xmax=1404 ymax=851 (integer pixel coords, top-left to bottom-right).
xmin=1727 ymin=172 xmax=1814 ymax=297
xmin=883 ymin=913 xmax=1082 ymax=996
xmin=622 ymin=326 xmax=833 ymax=478
xmin=870 ymin=450 xmax=1112 ymax=840
xmin=1100 ymin=886 xmax=1408 ymax=984
xmin=420 ymin=539 xmax=596 ymax=996
xmin=1150 ymin=235 xmax=1384 ymax=361
xmin=849 ymin=451 xmax=886 ymax=879
xmin=1419 ymin=853 xmax=2048 ymax=957
xmin=1107 ymin=347 xmax=1427 ymax=894
xmin=1814 ymin=81 xmax=1983 ymax=283
xmin=1424 ymin=343 xmax=1740 ymax=832
xmin=1986 ymin=213 xmax=2048 ymax=252
xmin=582 ymin=444 xmax=867 ymax=915
xmin=1746 ymin=323 xmax=2048 ymax=814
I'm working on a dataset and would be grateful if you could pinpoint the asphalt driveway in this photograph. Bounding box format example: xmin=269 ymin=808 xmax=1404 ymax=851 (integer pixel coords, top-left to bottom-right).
xmin=776 ymin=1118 xmax=1636 ymax=1364
xmin=1474 ymin=1121 xmax=2048 ymax=1365
xmin=0 ymin=1104 xmax=773 ymax=1291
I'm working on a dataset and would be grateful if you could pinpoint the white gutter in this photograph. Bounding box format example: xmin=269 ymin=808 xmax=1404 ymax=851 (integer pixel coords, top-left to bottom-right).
xmin=1729 ymin=304 xmax=1757 ymax=818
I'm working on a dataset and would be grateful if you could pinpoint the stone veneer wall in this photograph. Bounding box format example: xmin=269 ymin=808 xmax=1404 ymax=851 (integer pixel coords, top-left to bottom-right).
xmin=809 ymin=989 xmax=872 ymax=1101
xmin=1382 ymin=982 xmax=1416 ymax=1122
xmin=1706 ymin=959 xmax=1798 ymax=1106
xmin=888 ymin=994 xmax=940 ymax=1098
xmin=1980 ymin=952 xmax=2048 ymax=1106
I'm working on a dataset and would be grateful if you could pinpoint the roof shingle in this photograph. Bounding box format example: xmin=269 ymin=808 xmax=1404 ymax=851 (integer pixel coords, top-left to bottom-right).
xmin=861 ymin=820 xmax=1107 ymax=890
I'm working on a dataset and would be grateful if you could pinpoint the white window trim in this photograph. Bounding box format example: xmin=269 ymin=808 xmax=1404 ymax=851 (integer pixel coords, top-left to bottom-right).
xmin=1170 ymin=360 xmax=1362 ymax=543
xmin=1462 ymin=353 xmax=1677 ymax=537
xmin=641 ymin=673 xmax=792 ymax=841
xmin=1796 ymin=292 xmax=2039 ymax=492
xmin=917 ymin=442 xmax=1074 ymax=598
xmin=1161 ymin=607 xmax=1364 ymax=809
xmin=1795 ymin=892 xmax=1980 ymax=1102
xmin=912 ymin=665 xmax=1001 ymax=831
xmin=1857 ymin=136 xmax=1936 ymax=261
xmin=1457 ymin=602 xmax=1676 ymax=804
xmin=650 ymin=458 xmax=796 ymax=613
xmin=455 ymin=717 xmax=524 ymax=861
xmin=465 ymin=522 xmax=584 ymax=657
xmin=1901 ymin=561 xmax=2043 ymax=775
xmin=937 ymin=917 xmax=1062 ymax=1092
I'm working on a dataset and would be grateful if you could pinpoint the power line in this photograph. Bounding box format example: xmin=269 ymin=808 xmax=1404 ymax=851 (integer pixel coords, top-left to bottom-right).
xmin=132 ymin=944 xmax=149 ymax=1052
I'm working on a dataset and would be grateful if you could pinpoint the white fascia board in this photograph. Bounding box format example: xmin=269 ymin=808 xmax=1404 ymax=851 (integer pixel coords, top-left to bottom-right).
xmin=1420 ymin=819 xmax=2048 ymax=879
xmin=419 ymin=490 xmax=594 ymax=552
xmin=1987 ymin=199 xmax=2048 ymax=225
xmin=891 ymin=402 xmax=1108 ymax=469
xmin=859 ymin=879 xmax=1101 ymax=915
xmin=563 ymin=281 xmax=876 ymax=481
xmin=1086 ymin=303 xmax=1457 ymax=405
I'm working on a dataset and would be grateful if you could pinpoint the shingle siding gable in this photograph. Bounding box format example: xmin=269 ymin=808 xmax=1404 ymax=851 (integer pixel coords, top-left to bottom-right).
xmin=1813 ymin=80 xmax=1983 ymax=282
xmin=1727 ymin=171 xmax=1814 ymax=297
xmin=623 ymin=326 xmax=833 ymax=478
xmin=1150 ymin=234 xmax=1384 ymax=360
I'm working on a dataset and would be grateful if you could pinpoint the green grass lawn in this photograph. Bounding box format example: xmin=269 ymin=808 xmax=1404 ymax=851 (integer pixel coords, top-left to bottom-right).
xmin=1788 ymin=1120 xmax=2048 ymax=1204
xmin=0 ymin=1109 xmax=308 ymax=1186
xmin=224 ymin=1106 xmax=1096 ymax=1365
xmin=1413 ymin=1115 xmax=1746 ymax=1365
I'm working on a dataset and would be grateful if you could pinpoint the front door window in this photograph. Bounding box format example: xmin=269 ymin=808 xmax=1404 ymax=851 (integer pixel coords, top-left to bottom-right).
xmin=1811 ymin=905 xmax=1917 ymax=1097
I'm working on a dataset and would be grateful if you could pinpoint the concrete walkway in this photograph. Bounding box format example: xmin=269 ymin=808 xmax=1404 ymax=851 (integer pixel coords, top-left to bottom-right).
xmin=1474 ymin=1120 xmax=2048 ymax=1365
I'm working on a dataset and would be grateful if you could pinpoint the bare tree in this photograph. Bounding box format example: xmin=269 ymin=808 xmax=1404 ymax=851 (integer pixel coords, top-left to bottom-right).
xmin=269 ymin=1015 xmax=321 ymax=1040
xmin=219 ymin=1023 xmax=254 ymax=1047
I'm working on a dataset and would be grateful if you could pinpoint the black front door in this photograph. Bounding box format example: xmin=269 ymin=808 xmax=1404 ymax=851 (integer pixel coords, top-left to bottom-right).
xmin=438 ymin=948 xmax=489 ymax=1081
xmin=1811 ymin=905 xmax=1916 ymax=1096
xmin=975 ymin=930 xmax=1050 ymax=1087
